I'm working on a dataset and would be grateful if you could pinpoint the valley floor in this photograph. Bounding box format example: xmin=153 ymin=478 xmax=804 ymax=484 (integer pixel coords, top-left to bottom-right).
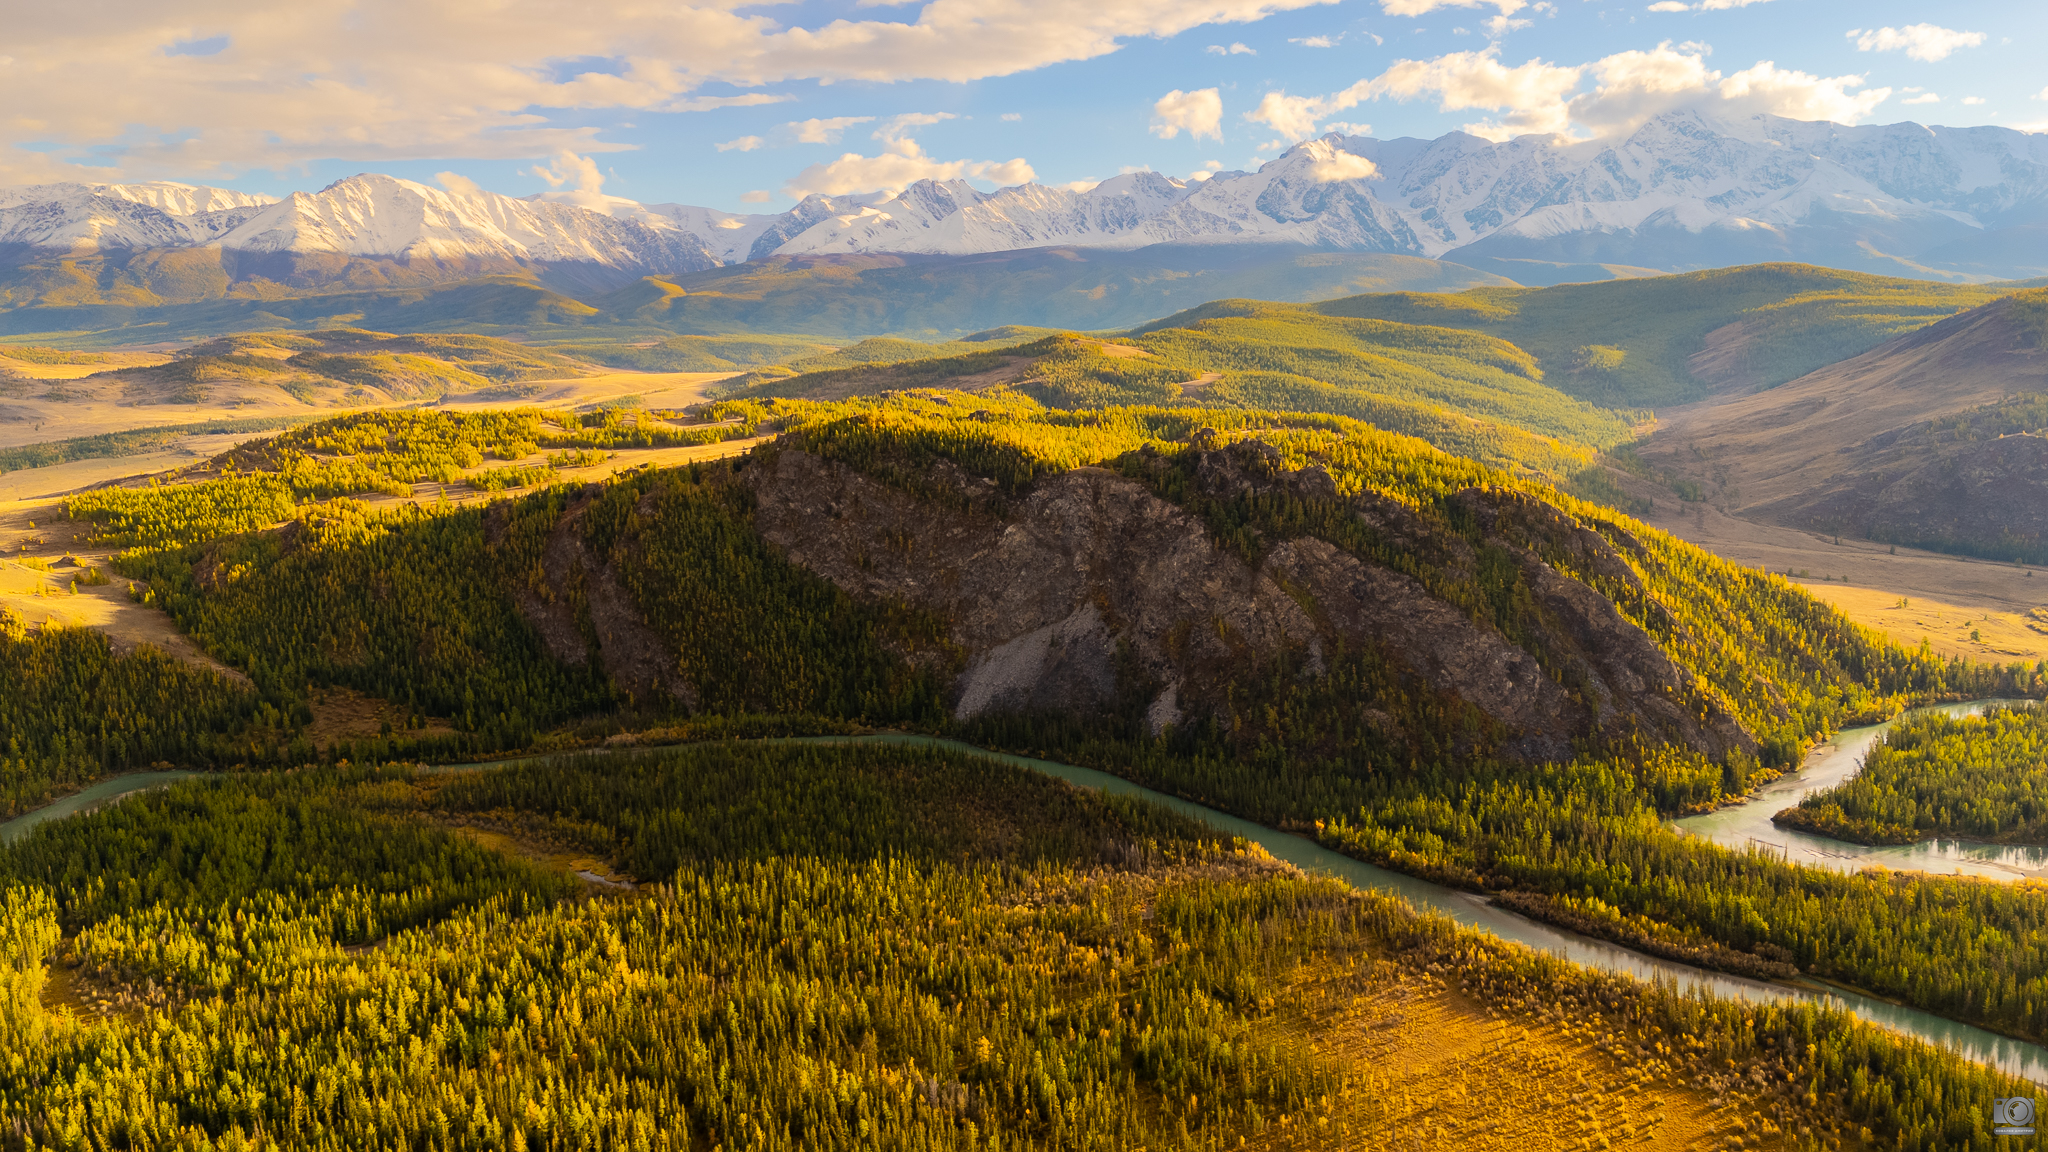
xmin=0 ymin=364 xmax=734 ymax=452
xmin=1641 ymin=498 xmax=2048 ymax=663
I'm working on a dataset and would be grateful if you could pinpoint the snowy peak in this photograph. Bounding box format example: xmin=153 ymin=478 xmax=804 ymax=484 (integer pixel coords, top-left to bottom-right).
xmin=217 ymin=174 xmax=720 ymax=271
xmin=3 ymin=112 xmax=2047 ymax=280
xmin=0 ymin=181 xmax=274 ymax=251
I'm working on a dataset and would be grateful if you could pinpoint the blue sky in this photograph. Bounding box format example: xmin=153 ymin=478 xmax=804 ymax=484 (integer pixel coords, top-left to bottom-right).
xmin=4 ymin=1 xmax=2045 ymax=212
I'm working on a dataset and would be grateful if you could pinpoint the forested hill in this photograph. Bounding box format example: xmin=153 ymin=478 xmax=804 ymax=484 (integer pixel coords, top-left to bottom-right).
xmin=721 ymin=311 xmax=1635 ymax=494
xmin=19 ymin=396 xmax=2048 ymax=1089
xmin=22 ymin=394 xmax=2019 ymax=806
xmin=1144 ymin=264 xmax=2022 ymax=408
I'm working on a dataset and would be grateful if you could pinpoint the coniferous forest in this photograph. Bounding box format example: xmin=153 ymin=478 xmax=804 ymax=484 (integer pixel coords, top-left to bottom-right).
xmin=7 ymin=392 xmax=2048 ymax=1149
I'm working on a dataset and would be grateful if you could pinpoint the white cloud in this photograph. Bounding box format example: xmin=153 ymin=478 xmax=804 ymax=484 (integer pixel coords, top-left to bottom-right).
xmin=1646 ymin=2 xmax=1690 ymax=11
xmin=2039 ymin=86 xmax=2048 ymax=101
xmin=716 ymin=135 xmax=766 ymax=152
xmin=789 ymin=116 xmax=876 ymax=144
xmin=740 ymin=189 xmax=772 ymax=204
xmin=713 ymin=216 xmax=748 ymax=229
xmin=1001 ymin=112 xmax=1023 ymax=121
xmin=1207 ymin=42 xmax=1258 ymax=54
xmin=1356 ymin=50 xmax=1584 ymax=139
xmin=1254 ymin=43 xmax=1893 ymax=145
xmin=1963 ymin=96 xmax=1986 ymax=106
xmin=1565 ymin=43 xmax=1719 ymax=136
xmin=1291 ymin=35 xmax=1338 ymax=47
xmin=1715 ymin=61 xmax=1890 ymax=122
xmin=1676 ymin=40 xmax=1711 ymax=55
xmin=1323 ymin=120 xmax=1372 ymax=135
xmin=1305 ymin=145 xmax=1381 ymax=182
xmin=1484 ymin=15 xmax=1533 ymax=36
xmin=1850 ymin=24 xmax=1985 ymax=63
xmin=1151 ymin=88 xmax=1226 ymax=140
xmin=527 ymin=151 xmax=609 ymax=209
xmin=1901 ymin=93 xmax=1940 ymax=105
xmin=0 ymin=0 xmax=1344 ymax=182
xmin=1247 ymin=91 xmax=1334 ymax=140
xmin=784 ymin=134 xmax=1034 ymax=197
xmin=1381 ymin=0 xmax=1527 ymax=16
xmin=1696 ymin=0 xmax=1773 ymax=8
xmin=435 ymin=171 xmax=483 ymax=196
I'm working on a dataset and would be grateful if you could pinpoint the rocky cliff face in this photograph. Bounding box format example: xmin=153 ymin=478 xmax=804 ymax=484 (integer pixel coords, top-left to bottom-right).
xmin=738 ymin=440 xmax=1755 ymax=762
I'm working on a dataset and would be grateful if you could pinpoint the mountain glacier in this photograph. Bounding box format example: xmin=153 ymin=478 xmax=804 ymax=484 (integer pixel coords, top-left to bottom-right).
xmin=5 ymin=110 xmax=2047 ymax=284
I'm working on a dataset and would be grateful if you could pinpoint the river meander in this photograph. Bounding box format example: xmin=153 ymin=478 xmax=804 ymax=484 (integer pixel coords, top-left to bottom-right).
xmin=6 ymin=719 xmax=2047 ymax=1081
xmin=1673 ymin=700 xmax=2048 ymax=880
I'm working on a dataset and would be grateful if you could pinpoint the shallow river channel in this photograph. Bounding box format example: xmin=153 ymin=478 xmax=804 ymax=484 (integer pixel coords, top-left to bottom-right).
xmin=6 ymin=714 xmax=2048 ymax=1082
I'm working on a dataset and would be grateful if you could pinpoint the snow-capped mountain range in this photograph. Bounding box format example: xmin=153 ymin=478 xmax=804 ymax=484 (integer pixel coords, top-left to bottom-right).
xmin=6 ymin=109 xmax=2048 ymax=283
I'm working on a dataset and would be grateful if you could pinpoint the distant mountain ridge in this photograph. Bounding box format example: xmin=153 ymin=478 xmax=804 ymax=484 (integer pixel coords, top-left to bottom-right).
xmin=6 ymin=109 xmax=2047 ymax=288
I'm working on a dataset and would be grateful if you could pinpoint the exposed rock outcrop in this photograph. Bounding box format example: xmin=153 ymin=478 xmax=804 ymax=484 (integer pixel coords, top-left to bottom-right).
xmin=740 ymin=440 xmax=1758 ymax=760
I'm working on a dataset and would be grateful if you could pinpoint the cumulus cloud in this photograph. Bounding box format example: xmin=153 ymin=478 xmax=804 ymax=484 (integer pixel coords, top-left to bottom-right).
xmin=1291 ymin=35 xmax=1338 ymax=46
xmin=1001 ymin=112 xmax=1023 ymax=121
xmin=1646 ymin=2 xmax=1690 ymax=11
xmin=1901 ymin=92 xmax=1940 ymax=105
xmin=740 ymin=189 xmax=772 ymax=204
xmin=1485 ymin=15 xmax=1533 ymax=36
xmin=1850 ymin=24 xmax=1985 ymax=62
xmin=528 ymin=150 xmax=609 ymax=209
xmin=1151 ymin=88 xmax=1225 ymax=140
xmin=1357 ymin=50 xmax=1584 ymax=138
xmin=0 ymin=0 xmax=1342 ymax=182
xmin=1716 ymin=61 xmax=1889 ymax=123
xmin=784 ymin=124 xmax=1034 ymax=197
xmin=1207 ymin=42 xmax=1257 ymax=54
xmin=435 ymin=171 xmax=483 ymax=196
xmin=1696 ymin=0 xmax=1773 ymax=8
xmin=716 ymin=135 xmax=765 ymax=152
xmin=1305 ymin=145 xmax=1380 ymax=182
xmin=1963 ymin=96 xmax=1985 ymax=106
xmin=1249 ymin=43 xmax=1892 ymax=145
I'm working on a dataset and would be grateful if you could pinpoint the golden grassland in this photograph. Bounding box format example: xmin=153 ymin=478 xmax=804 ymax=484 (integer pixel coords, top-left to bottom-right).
xmin=1796 ymin=583 xmax=2048 ymax=663
xmin=1258 ymin=952 xmax=1835 ymax=1151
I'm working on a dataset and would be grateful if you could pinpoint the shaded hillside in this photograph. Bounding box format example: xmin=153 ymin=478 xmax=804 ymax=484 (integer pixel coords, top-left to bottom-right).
xmin=1638 ymin=290 xmax=2048 ymax=562
xmin=1290 ymin=264 xmax=2021 ymax=408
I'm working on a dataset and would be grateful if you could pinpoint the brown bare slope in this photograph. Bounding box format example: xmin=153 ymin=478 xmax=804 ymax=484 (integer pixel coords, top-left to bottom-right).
xmin=1637 ymin=289 xmax=2048 ymax=560
xmin=739 ymin=440 xmax=1752 ymax=763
